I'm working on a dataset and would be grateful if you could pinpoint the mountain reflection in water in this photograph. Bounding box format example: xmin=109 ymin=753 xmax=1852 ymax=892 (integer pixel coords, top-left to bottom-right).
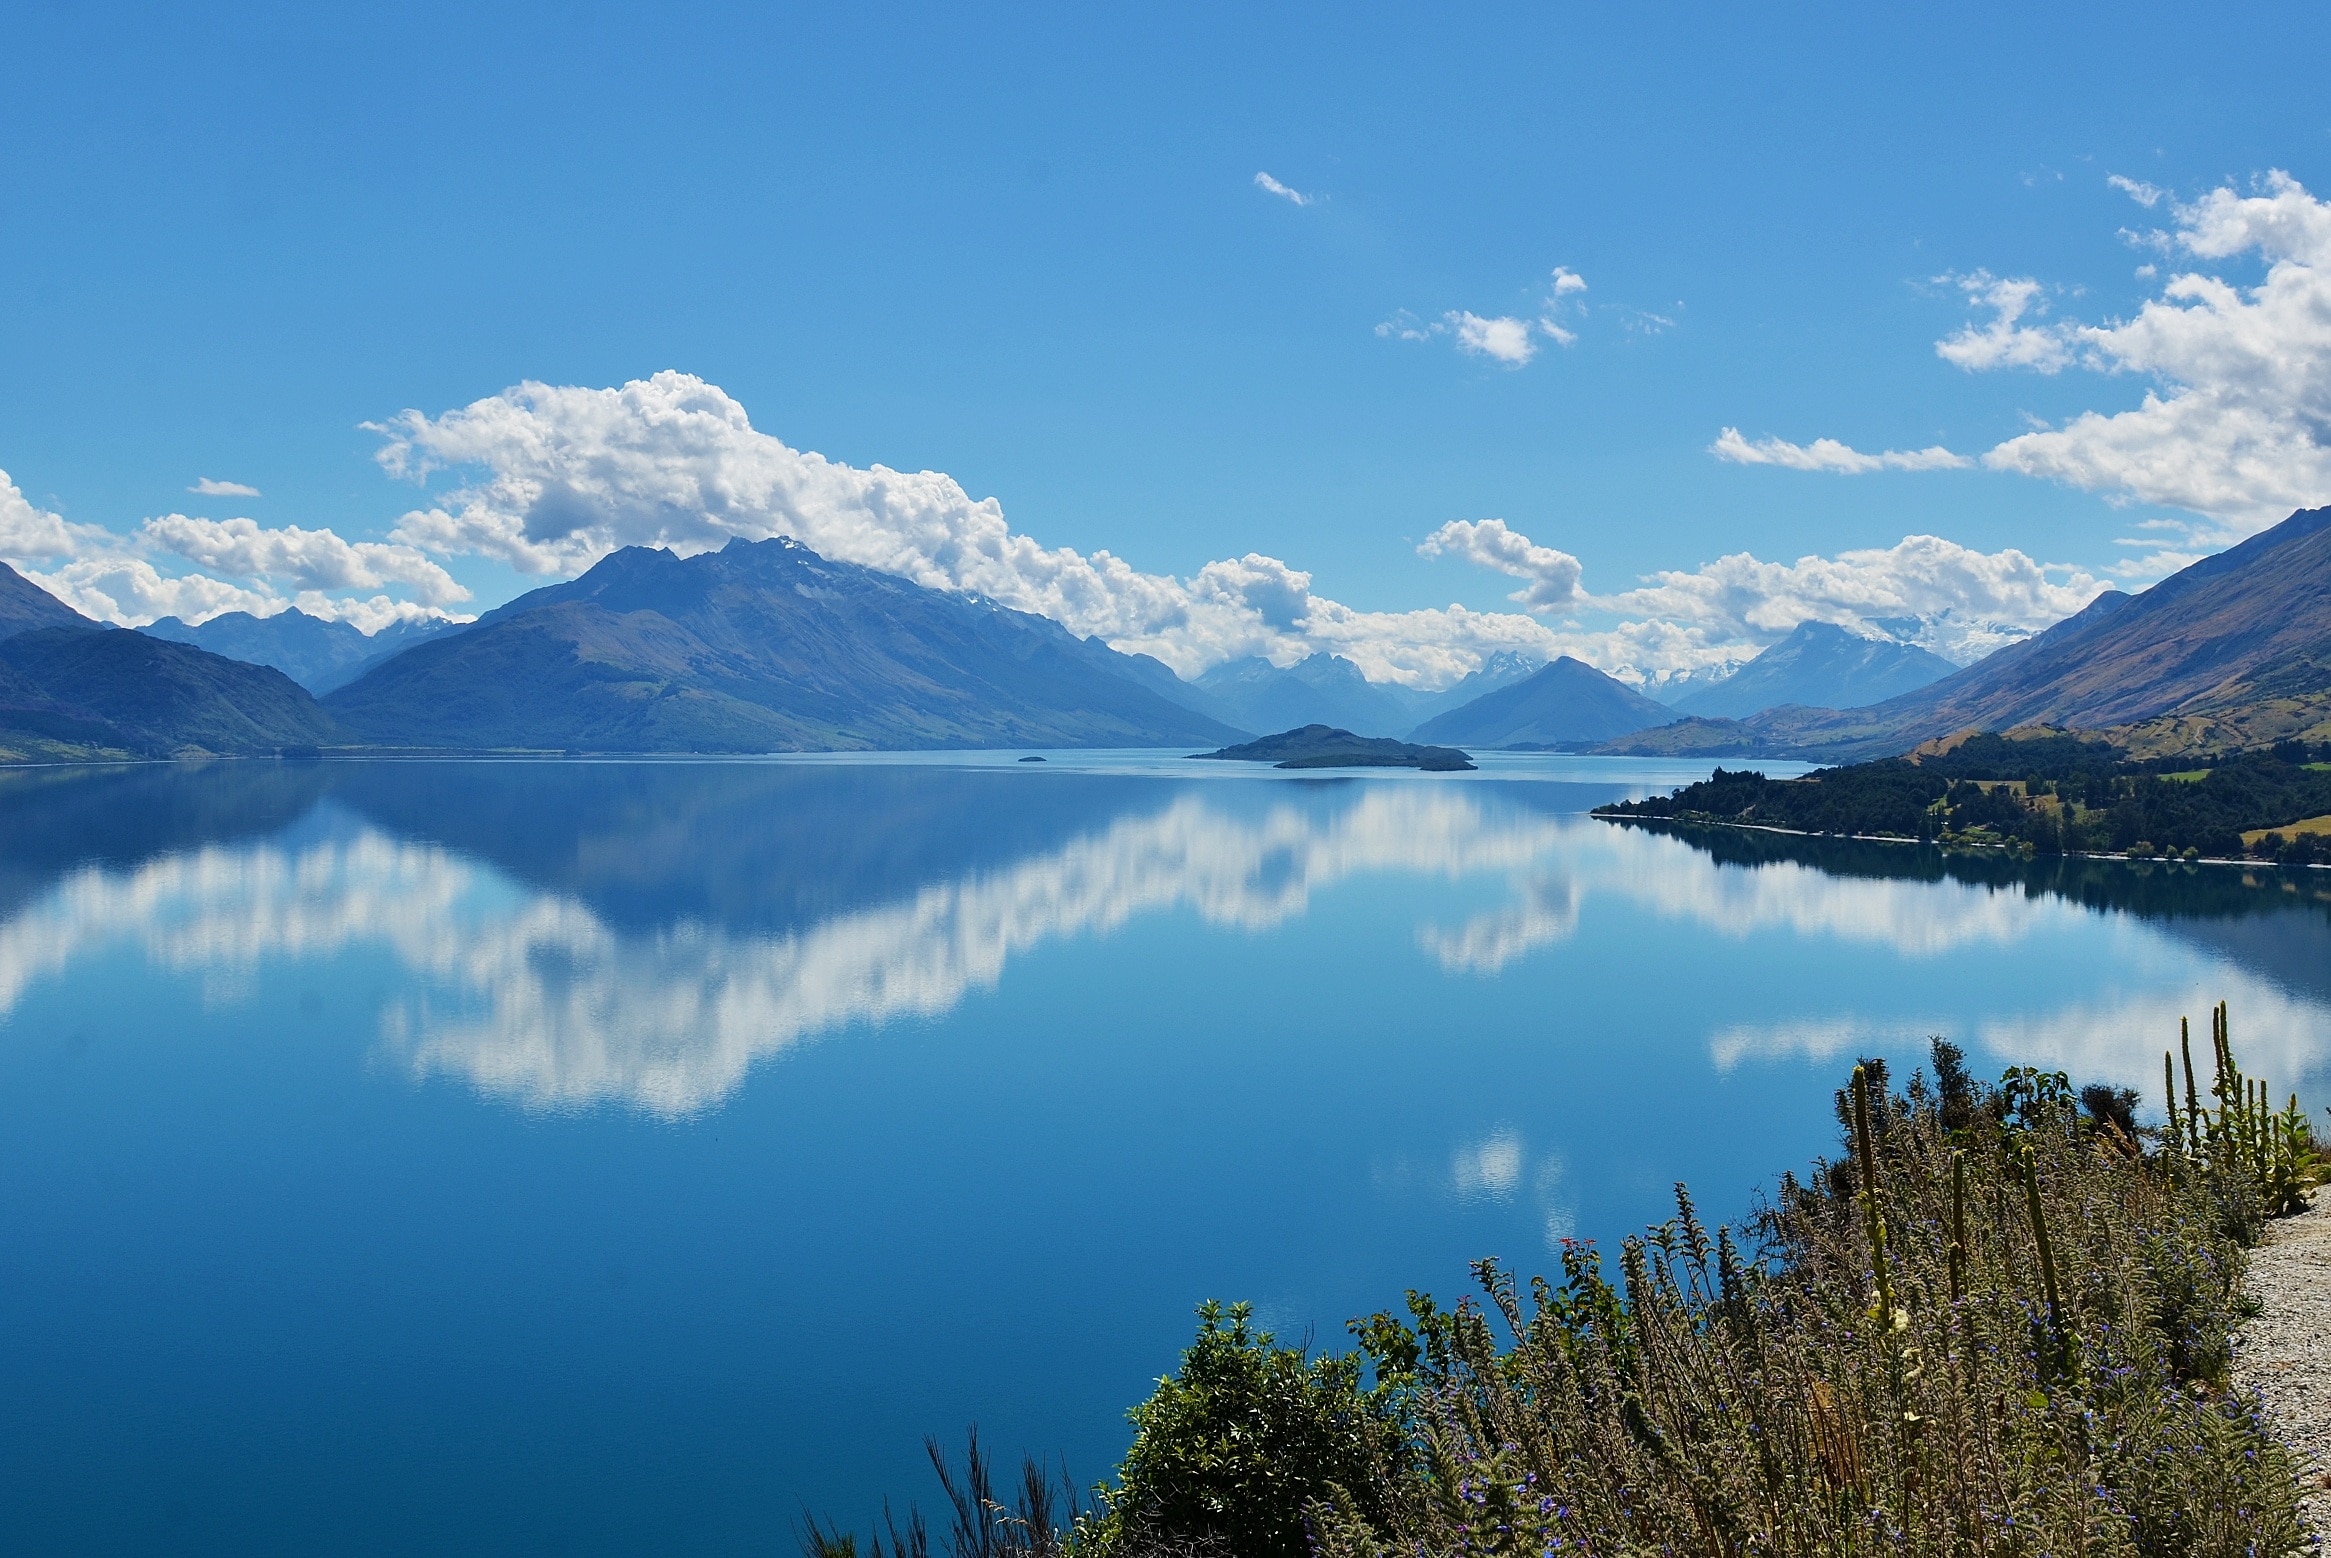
xmin=5 ymin=757 xmax=2331 ymax=1553
xmin=0 ymin=761 xmax=2325 ymax=1116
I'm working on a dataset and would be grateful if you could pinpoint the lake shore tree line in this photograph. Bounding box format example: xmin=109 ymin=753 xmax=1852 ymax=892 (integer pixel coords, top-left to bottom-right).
xmin=807 ymin=1007 xmax=2322 ymax=1557
xmin=1596 ymin=734 xmax=2331 ymax=864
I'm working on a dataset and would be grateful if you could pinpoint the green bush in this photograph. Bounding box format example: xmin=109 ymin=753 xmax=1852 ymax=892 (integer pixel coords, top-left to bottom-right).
xmin=1078 ymin=1301 xmax=1409 ymax=1558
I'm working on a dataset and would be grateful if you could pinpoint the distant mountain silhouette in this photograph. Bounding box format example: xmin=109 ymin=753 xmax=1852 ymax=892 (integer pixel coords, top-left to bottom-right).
xmin=1606 ymin=505 xmax=2331 ymax=759
xmin=1195 ymin=653 xmax=1425 ymax=737
xmin=1411 ymin=656 xmax=1672 ymax=747
xmin=143 ymin=608 xmax=463 ymax=694
xmin=324 ymin=537 xmax=1246 ymax=751
xmin=1404 ymin=650 xmax=1543 ymax=729
xmin=1671 ymin=621 xmax=1957 ymax=719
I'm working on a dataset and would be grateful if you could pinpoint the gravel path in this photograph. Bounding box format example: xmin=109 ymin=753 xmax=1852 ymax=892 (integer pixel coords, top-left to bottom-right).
xmin=2239 ymin=1192 xmax=2331 ymax=1540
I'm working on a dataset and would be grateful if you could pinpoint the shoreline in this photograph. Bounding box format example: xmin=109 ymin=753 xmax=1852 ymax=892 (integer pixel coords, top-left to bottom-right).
xmin=1596 ymin=810 xmax=2331 ymax=871
xmin=2240 ymin=1191 xmax=2331 ymax=1538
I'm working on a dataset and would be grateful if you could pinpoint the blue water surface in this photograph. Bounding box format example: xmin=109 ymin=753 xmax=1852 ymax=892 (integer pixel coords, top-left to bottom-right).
xmin=1 ymin=755 xmax=2327 ymax=1554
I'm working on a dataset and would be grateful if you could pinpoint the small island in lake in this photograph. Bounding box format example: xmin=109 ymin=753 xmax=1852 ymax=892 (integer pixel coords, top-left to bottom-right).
xmin=1191 ymin=724 xmax=1477 ymax=771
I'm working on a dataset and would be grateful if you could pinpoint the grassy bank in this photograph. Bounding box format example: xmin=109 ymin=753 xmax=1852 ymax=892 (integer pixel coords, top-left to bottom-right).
xmin=811 ymin=1008 xmax=2321 ymax=1557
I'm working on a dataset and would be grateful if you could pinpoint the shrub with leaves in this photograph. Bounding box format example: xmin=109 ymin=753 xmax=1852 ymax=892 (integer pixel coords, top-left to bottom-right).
xmin=1077 ymin=1301 xmax=1409 ymax=1558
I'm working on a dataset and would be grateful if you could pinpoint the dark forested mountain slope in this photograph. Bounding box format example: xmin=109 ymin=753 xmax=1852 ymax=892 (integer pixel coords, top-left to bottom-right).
xmin=0 ymin=627 xmax=340 ymax=758
xmin=324 ymin=537 xmax=1245 ymax=751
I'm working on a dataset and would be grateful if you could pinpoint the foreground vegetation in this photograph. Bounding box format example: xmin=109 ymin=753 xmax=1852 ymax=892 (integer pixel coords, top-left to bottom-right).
xmin=1596 ymin=733 xmax=2331 ymax=863
xmin=809 ymin=1007 xmax=2321 ymax=1556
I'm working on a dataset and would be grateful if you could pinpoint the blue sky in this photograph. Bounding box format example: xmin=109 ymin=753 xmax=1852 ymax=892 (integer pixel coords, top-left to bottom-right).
xmin=5 ymin=2 xmax=2330 ymax=686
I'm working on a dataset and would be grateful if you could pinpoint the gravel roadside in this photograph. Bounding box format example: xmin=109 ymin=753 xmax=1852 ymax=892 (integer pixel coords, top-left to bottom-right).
xmin=2238 ymin=1192 xmax=2331 ymax=1542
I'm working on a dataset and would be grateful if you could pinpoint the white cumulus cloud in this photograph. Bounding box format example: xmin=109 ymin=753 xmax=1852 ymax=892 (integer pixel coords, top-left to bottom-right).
xmin=1746 ymin=171 xmax=2331 ymax=537
xmin=0 ymin=466 xmax=469 ymax=629
xmin=1980 ymin=171 xmax=2331 ymax=532
xmin=1934 ymin=272 xmax=2073 ymax=372
xmin=1380 ymin=268 xmax=1589 ymax=365
xmin=1418 ymin=519 xmax=1583 ymax=612
xmin=1448 ymin=311 xmax=1540 ymax=366
xmin=140 ymin=514 xmax=468 ymax=607
xmin=367 ymin=371 xmax=1593 ymax=687
xmin=189 ymin=477 xmax=262 ymax=498
xmin=1598 ymin=533 xmax=2109 ymax=664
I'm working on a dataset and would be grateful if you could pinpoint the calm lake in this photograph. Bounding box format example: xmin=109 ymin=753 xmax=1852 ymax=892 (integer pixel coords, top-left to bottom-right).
xmin=3 ymin=754 xmax=2328 ymax=1554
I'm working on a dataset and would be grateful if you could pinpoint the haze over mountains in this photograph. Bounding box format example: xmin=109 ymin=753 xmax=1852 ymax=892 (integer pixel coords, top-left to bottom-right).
xmin=1412 ymin=657 xmax=1675 ymax=747
xmin=1188 ymin=649 xmax=1540 ymax=738
xmin=143 ymin=609 xmax=461 ymax=695
xmin=0 ymin=503 xmax=2327 ymax=763
xmin=1667 ymin=622 xmax=1958 ymax=721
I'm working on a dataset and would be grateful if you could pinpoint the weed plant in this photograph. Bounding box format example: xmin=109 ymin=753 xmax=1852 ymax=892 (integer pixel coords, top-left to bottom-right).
xmin=810 ymin=1010 xmax=2321 ymax=1558
xmin=1310 ymin=1016 xmax=2316 ymax=1557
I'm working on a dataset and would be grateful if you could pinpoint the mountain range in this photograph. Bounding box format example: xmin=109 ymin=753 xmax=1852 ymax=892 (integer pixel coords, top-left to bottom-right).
xmin=1184 ymin=649 xmax=1541 ymax=738
xmin=322 ymin=537 xmax=1244 ymax=750
xmin=4 ymin=501 xmax=2329 ymax=764
xmin=1602 ymin=505 xmax=2331 ymax=760
xmin=143 ymin=608 xmax=462 ymax=694
xmin=1667 ymin=621 xmax=1958 ymax=720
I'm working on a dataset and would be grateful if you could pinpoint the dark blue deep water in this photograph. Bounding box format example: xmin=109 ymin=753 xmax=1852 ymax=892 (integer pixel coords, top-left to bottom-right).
xmin=2 ymin=754 xmax=2327 ymax=1554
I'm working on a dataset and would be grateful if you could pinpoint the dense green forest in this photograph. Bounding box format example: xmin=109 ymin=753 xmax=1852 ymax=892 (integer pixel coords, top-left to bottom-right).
xmin=809 ymin=1017 xmax=2320 ymax=1556
xmin=1596 ymin=734 xmax=2331 ymax=862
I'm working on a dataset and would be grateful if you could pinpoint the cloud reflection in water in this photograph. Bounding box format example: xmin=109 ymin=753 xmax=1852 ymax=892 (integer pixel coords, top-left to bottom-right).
xmin=0 ymin=779 xmax=2323 ymax=1115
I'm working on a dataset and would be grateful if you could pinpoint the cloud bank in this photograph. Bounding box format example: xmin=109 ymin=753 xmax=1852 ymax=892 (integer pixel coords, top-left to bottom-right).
xmin=0 ymin=467 xmax=465 ymax=632
xmin=1735 ymin=171 xmax=2331 ymax=541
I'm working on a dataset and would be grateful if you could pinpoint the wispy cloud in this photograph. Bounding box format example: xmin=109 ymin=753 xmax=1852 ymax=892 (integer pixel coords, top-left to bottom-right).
xmin=189 ymin=477 xmax=261 ymax=498
xmin=1720 ymin=170 xmax=2331 ymax=538
xmin=1711 ymin=427 xmax=1970 ymax=473
xmin=1252 ymin=170 xmax=1313 ymax=206
xmin=1378 ymin=267 xmax=1590 ymax=367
